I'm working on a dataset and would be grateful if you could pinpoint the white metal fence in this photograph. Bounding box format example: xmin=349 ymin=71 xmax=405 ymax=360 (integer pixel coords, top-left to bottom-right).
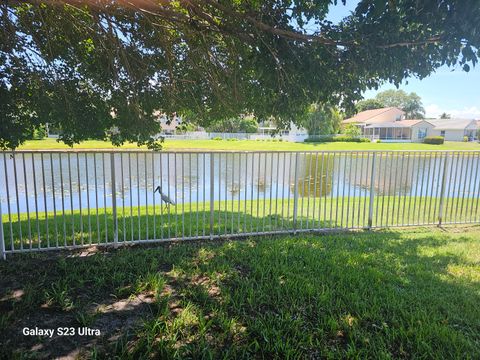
xmin=1 ymin=150 xmax=479 ymax=258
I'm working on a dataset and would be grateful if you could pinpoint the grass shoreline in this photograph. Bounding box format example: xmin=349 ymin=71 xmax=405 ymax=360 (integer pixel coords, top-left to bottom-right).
xmin=15 ymin=138 xmax=480 ymax=151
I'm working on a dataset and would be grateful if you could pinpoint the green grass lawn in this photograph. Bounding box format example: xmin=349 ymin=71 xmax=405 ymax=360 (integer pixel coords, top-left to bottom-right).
xmin=16 ymin=138 xmax=480 ymax=151
xmin=0 ymin=226 xmax=479 ymax=358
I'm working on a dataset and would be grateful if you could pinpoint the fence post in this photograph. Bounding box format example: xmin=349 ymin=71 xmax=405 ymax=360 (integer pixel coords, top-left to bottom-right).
xmin=0 ymin=199 xmax=5 ymax=260
xmin=367 ymin=152 xmax=377 ymax=229
xmin=110 ymin=152 xmax=118 ymax=246
xmin=210 ymin=153 xmax=214 ymax=240
xmin=292 ymin=152 xmax=300 ymax=233
xmin=438 ymin=153 xmax=449 ymax=226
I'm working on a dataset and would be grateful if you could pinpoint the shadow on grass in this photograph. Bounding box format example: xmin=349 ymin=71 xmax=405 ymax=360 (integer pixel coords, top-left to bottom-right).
xmin=1 ymin=226 xmax=480 ymax=358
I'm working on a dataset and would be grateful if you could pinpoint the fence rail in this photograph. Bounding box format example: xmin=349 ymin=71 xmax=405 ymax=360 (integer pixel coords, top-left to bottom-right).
xmin=1 ymin=150 xmax=479 ymax=258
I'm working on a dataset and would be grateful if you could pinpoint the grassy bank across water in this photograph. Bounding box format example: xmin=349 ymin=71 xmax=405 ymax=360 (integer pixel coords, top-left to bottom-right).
xmin=16 ymin=138 xmax=480 ymax=151
xmin=0 ymin=226 xmax=479 ymax=358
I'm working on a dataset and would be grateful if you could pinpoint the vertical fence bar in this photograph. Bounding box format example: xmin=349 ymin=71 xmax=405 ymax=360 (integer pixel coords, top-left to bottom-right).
xmin=318 ymin=152 xmax=325 ymax=229
xmin=181 ymin=153 xmax=185 ymax=238
xmin=197 ymin=154 xmax=200 ymax=237
xmin=50 ymin=153 xmax=58 ymax=248
xmin=103 ymin=153 xmax=108 ymax=243
xmin=293 ymin=152 xmax=300 ymax=233
xmin=469 ymin=152 xmax=480 ymax=223
xmin=76 ymin=153 xmax=83 ymax=245
xmin=22 ymin=154 xmax=32 ymax=248
xmin=174 ymin=153 xmax=178 ymax=237
xmin=12 ymin=154 xmax=23 ymax=249
xmin=59 ymin=154 xmax=67 ymax=246
xmin=110 ymin=153 xmax=118 ymax=246
xmin=3 ymin=153 xmax=13 ymax=251
xmin=31 ymin=154 xmax=40 ymax=248
xmin=152 ymin=153 xmax=156 ymax=240
xmin=167 ymin=154 xmax=172 ymax=239
xmin=275 ymin=152 xmax=280 ymax=230
xmin=225 ymin=153 xmax=228 ymax=234
xmin=40 ymin=153 xmax=49 ymax=248
xmin=145 ymin=153 xmax=149 ymax=240
xmin=128 ymin=153 xmax=134 ymax=242
xmin=136 ymin=153 xmax=141 ymax=240
xmin=203 ymin=153 xmax=206 ymax=237
xmin=121 ymin=153 xmax=126 ymax=242
xmin=256 ymin=153 xmax=261 ymax=233
xmin=437 ymin=153 xmax=449 ymax=226
xmin=367 ymin=152 xmax=377 ymax=229
xmin=0 ymin=198 xmax=5 ymax=259
xmin=67 ymin=153 xmax=74 ymax=245
xmin=85 ymin=153 xmax=92 ymax=244
xmin=210 ymin=153 xmax=215 ymax=239
xmin=159 ymin=153 xmax=164 ymax=240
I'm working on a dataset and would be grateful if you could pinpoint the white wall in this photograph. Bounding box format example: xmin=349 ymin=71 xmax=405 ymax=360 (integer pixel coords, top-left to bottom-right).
xmin=431 ymin=129 xmax=466 ymax=141
xmin=411 ymin=122 xmax=435 ymax=142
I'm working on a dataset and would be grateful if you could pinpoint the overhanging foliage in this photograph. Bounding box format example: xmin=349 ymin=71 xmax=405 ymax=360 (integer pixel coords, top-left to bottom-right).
xmin=1 ymin=0 xmax=479 ymax=148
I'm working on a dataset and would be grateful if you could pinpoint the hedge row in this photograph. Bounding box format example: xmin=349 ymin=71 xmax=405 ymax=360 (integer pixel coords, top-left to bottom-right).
xmin=423 ymin=136 xmax=445 ymax=145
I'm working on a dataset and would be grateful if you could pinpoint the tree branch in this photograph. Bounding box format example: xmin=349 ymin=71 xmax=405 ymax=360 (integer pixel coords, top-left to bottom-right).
xmin=13 ymin=0 xmax=445 ymax=50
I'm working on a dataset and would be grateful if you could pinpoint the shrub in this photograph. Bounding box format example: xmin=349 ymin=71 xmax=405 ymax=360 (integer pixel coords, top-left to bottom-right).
xmin=463 ymin=136 xmax=469 ymax=142
xmin=423 ymin=136 xmax=444 ymax=145
xmin=342 ymin=124 xmax=362 ymax=137
xmin=212 ymin=136 xmax=223 ymax=140
xmin=226 ymin=138 xmax=238 ymax=141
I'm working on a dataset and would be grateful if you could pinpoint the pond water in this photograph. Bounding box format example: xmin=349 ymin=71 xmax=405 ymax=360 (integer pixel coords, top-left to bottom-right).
xmin=1 ymin=151 xmax=479 ymax=215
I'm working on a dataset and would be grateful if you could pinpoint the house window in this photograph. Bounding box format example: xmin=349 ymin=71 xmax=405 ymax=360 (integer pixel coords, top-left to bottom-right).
xmin=418 ymin=128 xmax=427 ymax=139
xmin=440 ymin=130 xmax=446 ymax=137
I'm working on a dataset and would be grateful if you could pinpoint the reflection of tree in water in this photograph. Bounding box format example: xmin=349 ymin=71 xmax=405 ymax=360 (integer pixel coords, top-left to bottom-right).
xmin=297 ymin=154 xmax=334 ymax=197
xmin=348 ymin=154 xmax=433 ymax=196
xmin=256 ymin=178 xmax=268 ymax=193
xmin=229 ymin=183 xmax=241 ymax=196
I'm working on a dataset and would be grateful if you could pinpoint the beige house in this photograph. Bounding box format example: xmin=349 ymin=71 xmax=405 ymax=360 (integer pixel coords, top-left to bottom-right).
xmin=343 ymin=107 xmax=405 ymax=125
xmin=363 ymin=120 xmax=434 ymax=142
xmin=343 ymin=107 xmax=433 ymax=142
xmin=344 ymin=107 xmax=479 ymax=142
xmin=428 ymin=119 xmax=478 ymax=141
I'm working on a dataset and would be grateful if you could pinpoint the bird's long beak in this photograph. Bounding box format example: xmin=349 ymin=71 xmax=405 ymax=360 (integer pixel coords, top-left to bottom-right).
xmin=154 ymin=186 xmax=160 ymax=193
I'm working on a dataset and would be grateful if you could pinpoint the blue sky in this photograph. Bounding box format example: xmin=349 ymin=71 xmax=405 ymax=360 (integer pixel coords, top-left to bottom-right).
xmin=326 ymin=1 xmax=480 ymax=119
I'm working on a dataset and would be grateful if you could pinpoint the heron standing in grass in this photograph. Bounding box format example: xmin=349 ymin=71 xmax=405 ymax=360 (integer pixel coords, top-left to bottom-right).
xmin=154 ymin=185 xmax=176 ymax=211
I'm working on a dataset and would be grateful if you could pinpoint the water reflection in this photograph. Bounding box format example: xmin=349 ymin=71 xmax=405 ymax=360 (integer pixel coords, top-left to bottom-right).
xmin=1 ymin=151 xmax=478 ymax=215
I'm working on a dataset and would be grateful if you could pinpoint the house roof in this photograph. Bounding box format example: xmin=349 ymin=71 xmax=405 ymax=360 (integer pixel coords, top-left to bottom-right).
xmin=364 ymin=120 xmax=429 ymax=128
xmin=342 ymin=107 xmax=404 ymax=124
xmin=425 ymin=119 xmax=477 ymax=130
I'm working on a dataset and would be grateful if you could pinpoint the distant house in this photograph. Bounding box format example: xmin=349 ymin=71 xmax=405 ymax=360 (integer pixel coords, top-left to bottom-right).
xmin=257 ymin=120 xmax=307 ymax=137
xmin=153 ymin=111 xmax=183 ymax=135
xmin=343 ymin=107 xmax=433 ymax=142
xmin=428 ymin=119 xmax=478 ymax=141
xmin=343 ymin=107 xmax=405 ymax=127
xmin=363 ymin=120 xmax=434 ymax=142
xmin=343 ymin=107 xmax=478 ymax=142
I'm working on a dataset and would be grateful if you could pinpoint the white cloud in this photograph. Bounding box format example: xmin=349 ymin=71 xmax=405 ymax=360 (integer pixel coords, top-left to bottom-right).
xmin=425 ymin=104 xmax=480 ymax=119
